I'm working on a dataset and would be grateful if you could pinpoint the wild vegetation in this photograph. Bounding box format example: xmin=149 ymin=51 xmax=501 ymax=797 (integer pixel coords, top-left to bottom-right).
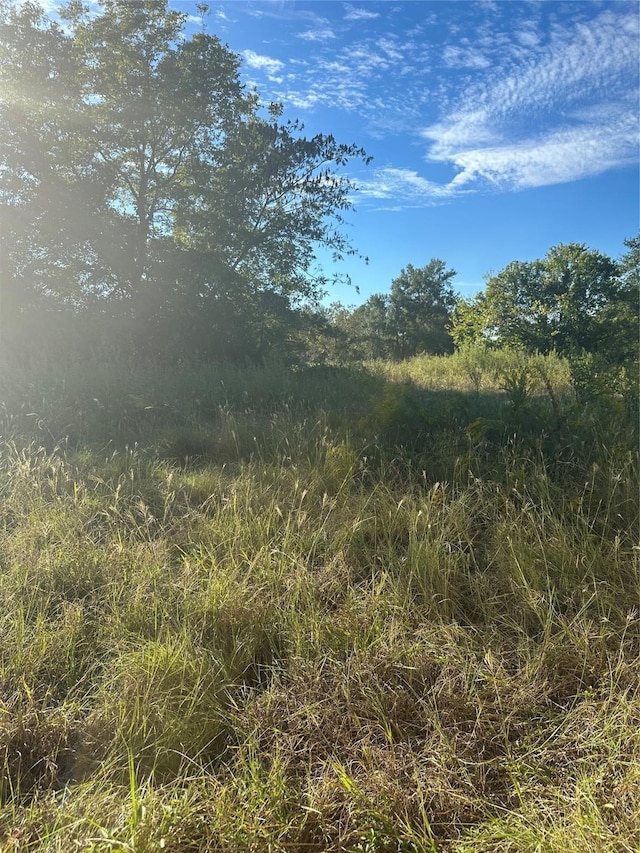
xmin=2 ymin=2 xmax=639 ymax=850
xmin=0 ymin=347 xmax=638 ymax=852
xmin=3 ymin=2 xmax=636 ymax=373
xmin=0 ymin=0 xmax=369 ymax=365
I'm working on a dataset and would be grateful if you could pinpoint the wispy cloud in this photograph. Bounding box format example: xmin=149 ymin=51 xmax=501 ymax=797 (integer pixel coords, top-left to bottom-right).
xmin=357 ymin=167 xmax=459 ymax=208
xmin=232 ymin=2 xmax=637 ymax=208
xmin=270 ymin=36 xmax=426 ymax=119
xmin=419 ymin=6 xmax=639 ymax=197
xmin=298 ymin=27 xmax=336 ymax=42
xmin=344 ymin=4 xmax=380 ymax=22
xmin=428 ymin=116 xmax=638 ymax=192
xmin=442 ymin=45 xmax=491 ymax=70
xmin=242 ymin=49 xmax=285 ymax=81
xmin=514 ymin=22 xmax=540 ymax=49
xmin=284 ymin=89 xmax=322 ymax=110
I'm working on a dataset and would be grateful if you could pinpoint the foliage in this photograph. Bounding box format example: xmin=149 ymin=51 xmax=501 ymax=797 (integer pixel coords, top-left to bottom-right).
xmin=448 ymin=239 xmax=639 ymax=425
xmin=337 ymin=260 xmax=457 ymax=360
xmin=0 ymin=0 xmax=370 ymax=363
xmin=450 ymin=292 xmax=489 ymax=350
xmin=388 ymin=260 xmax=457 ymax=358
xmin=348 ymin=293 xmax=396 ymax=359
xmin=592 ymin=235 xmax=639 ymax=364
xmin=451 ymin=241 xmax=634 ymax=360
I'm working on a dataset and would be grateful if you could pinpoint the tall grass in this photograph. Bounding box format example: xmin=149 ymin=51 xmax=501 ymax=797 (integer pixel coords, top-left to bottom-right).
xmin=0 ymin=351 xmax=638 ymax=851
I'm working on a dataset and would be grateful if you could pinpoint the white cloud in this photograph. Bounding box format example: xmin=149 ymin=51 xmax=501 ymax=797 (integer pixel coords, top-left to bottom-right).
xmin=242 ymin=50 xmax=285 ymax=80
xmin=419 ymin=7 xmax=639 ymax=196
xmin=442 ymin=45 xmax=491 ymax=69
xmin=515 ymin=25 xmax=540 ymax=48
xmin=235 ymin=3 xmax=637 ymax=206
xmin=298 ymin=28 xmax=336 ymax=42
xmin=271 ymin=46 xmax=399 ymax=113
xmin=439 ymin=116 xmax=638 ymax=191
xmin=377 ymin=37 xmax=404 ymax=62
xmin=357 ymin=167 xmax=458 ymax=206
xmin=285 ymin=89 xmax=322 ymax=110
xmin=344 ymin=4 xmax=380 ymax=21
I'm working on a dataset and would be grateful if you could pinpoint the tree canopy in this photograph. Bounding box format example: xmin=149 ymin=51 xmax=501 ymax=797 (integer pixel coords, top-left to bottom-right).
xmin=341 ymin=261 xmax=457 ymax=360
xmin=0 ymin=0 xmax=370 ymax=361
xmin=451 ymin=241 xmax=638 ymax=365
xmin=388 ymin=260 xmax=456 ymax=358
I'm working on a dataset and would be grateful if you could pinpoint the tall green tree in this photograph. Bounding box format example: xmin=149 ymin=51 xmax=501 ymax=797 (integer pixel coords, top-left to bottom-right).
xmin=65 ymin=0 xmax=252 ymax=305
xmin=174 ymin=104 xmax=368 ymax=300
xmin=388 ymin=260 xmax=456 ymax=358
xmin=608 ymin=234 xmax=640 ymax=365
xmin=457 ymin=243 xmax=625 ymax=358
xmin=349 ymin=294 xmax=394 ymax=360
xmin=450 ymin=293 xmax=489 ymax=350
xmin=0 ymin=0 xmax=114 ymax=307
xmin=334 ymin=261 xmax=456 ymax=362
xmin=0 ymin=0 xmax=369 ymax=360
xmin=165 ymin=104 xmax=370 ymax=359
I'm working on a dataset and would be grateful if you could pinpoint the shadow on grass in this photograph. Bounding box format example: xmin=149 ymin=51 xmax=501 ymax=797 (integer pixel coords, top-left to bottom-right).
xmin=0 ymin=360 xmax=636 ymax=489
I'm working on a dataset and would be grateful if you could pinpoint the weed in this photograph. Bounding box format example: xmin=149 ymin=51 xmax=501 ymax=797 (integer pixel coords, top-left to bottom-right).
xmin=0 ymin=353 xmax=637 ymax=851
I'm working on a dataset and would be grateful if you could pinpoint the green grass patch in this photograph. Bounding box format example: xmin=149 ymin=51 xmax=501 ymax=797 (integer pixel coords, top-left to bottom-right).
xmin=0 ymin=352 xmax=638 ymax=851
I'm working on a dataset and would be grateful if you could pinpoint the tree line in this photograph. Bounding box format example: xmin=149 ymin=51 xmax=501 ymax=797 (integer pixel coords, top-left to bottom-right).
xmin=1 ymin=0 xmax=637 ymax=379
xmin=319 ymin=238 xmax=637 ymax=370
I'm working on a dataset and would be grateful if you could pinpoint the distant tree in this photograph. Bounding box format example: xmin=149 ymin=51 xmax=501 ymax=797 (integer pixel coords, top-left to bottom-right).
xmin=327 ymin=260 xmax=457 ymax=362
xmin=0 ymin=0 xmax=370 ymax=361
xmin=288 ymin=301 xmax=355 ymax=364
xmin=349 ymin=293 xmax=394 ymax=360
xmin=620 ymin=233 xmax=640 ymax=285
xmin=387 ymin=260 xmax=457 ymax=358
xmin=460 ymin=243 xmax=624 ymax=357
xmin=606 ymin=234 xmax=640 ymax=366
xmin=450 ymin=293 xmax=490 ymax=350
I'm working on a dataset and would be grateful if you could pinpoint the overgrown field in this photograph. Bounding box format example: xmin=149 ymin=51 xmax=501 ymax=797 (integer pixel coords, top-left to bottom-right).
xmin=0 ymin=350 xmax=638 ymax=852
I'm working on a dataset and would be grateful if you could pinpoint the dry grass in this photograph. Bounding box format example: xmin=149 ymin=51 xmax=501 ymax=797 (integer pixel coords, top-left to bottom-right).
xmin=0 ymin=353 xmax=637 ymax=851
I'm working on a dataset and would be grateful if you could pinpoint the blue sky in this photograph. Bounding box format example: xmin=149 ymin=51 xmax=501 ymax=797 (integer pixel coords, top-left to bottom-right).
xmin=180 ymin=0 xmax=638 ymax=305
